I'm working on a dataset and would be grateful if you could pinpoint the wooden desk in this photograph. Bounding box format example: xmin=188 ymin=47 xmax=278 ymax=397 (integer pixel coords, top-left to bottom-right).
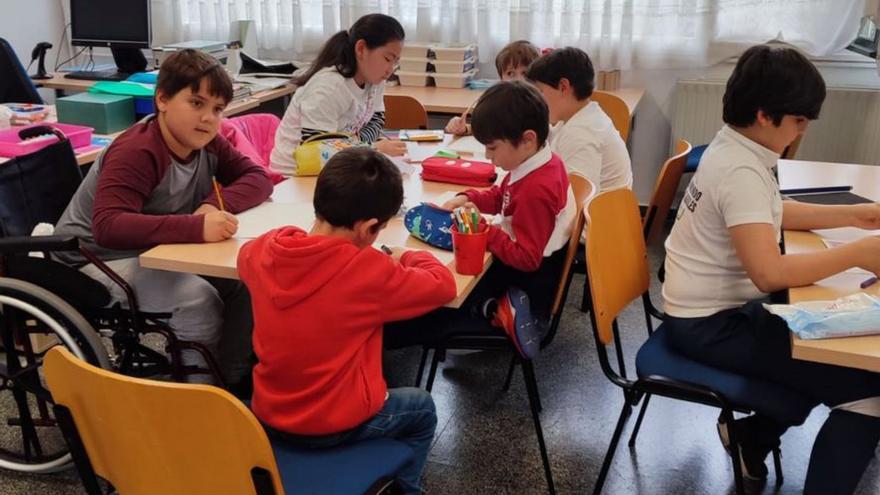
xmin=140 ymin=172 xmax=493 ymax=308
xmin=778 ymin=158 xmax=880 ymax=372
xmin=385 ymin=84 xmax=645 ymax=116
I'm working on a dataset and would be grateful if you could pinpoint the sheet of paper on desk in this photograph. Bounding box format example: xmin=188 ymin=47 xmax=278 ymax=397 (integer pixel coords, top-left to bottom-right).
xmin=816 ymin=227 xmax=880 ymax=275
xmin=405 ymin=142 xmax=443 ymax=163
xmin=814 ymin=227 xmax=880 ymax=244
xmin=235 ymin=202 xmax=314 ymax=238
xmin=447 ymin=136 xmax=485 ymax=155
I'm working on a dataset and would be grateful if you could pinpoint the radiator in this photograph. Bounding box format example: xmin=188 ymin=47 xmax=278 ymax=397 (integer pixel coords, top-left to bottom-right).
xmin=671 ymin=80 xmax=880 ymax=165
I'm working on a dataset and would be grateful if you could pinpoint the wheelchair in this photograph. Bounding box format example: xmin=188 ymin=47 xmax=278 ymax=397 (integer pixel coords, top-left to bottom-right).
xmin=0 ymin=125 xmax=222 ymax=473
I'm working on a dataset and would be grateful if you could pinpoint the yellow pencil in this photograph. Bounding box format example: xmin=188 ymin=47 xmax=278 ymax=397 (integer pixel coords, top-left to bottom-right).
xmin=212 ymin=176 xmax=226 ymax=212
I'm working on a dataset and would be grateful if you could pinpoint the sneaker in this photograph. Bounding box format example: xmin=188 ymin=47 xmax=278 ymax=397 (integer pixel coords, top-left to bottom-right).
xmin=491 ymin=287 xmax=541 ymax=359
xmin=717 ymin=415 xmax=773 ymax=481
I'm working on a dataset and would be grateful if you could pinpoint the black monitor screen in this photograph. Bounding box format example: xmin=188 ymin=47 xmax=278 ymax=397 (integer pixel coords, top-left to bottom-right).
xmin=70 ymin=0 xmax=151 ymax=47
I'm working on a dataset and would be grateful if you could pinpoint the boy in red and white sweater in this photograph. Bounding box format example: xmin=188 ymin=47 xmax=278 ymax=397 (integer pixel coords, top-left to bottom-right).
xmin=387 ymin=81 xmax=575 ymax=359
xmin=238 ymin=147 xmax=456 ymax=494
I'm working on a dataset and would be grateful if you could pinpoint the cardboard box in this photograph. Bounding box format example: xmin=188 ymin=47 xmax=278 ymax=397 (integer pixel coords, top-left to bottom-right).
xmin=57 ymin=93 xmax=135 ymax=134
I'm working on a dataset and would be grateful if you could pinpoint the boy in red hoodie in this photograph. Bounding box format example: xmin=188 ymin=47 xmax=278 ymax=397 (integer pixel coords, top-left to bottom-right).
xmin=237 ymin=147 xmax=457 ymax=494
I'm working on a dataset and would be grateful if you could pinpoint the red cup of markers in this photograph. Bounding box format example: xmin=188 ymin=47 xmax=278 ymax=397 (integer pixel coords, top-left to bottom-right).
xmin=451 ymin=223 xmax=488 ymax=275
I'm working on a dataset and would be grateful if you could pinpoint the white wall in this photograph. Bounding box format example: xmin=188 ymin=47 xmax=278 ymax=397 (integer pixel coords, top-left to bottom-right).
xmin=1 ymin=0 xmax=66 ymax=102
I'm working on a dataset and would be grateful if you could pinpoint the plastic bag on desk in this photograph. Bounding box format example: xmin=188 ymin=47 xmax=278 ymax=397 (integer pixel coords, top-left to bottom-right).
xmin=764 ymin=293 xmax=880 ymax=339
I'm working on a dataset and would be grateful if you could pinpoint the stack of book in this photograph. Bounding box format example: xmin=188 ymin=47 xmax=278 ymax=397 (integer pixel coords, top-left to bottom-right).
xmin=152 ymin=40 xmax=229 ymax=69
xmin=596 ymin=70 xmax=621 ymax=91
xmin=231 ymin=83 xmax=252 ymax=102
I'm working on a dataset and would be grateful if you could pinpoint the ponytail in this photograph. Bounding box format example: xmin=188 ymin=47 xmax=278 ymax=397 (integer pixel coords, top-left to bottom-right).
xmin=295 ymin=13 xmax=405 ymax=87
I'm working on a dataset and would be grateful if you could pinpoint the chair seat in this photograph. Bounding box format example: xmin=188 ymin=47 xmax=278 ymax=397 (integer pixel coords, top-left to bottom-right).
xmin=636 ymin=324 xmax=813 ymax=425
xmin=271 ymin=436 xmax=414 ymax=495
xmin=6 ymin=255 xmax=111 ymax=310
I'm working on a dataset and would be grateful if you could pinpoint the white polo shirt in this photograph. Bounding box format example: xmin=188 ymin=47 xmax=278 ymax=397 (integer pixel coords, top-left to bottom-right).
xmin=662 ymin=125 xmax=783 ymax=318
xmin=548 ymin=101 xmax=632 ymax=192
xmin=270 ymin=67 xmax=385 ymax=175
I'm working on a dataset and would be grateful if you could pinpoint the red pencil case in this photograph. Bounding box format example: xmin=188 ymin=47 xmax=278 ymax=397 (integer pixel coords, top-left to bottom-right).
xmin=421 ymin=156 xmax=497 ymax=187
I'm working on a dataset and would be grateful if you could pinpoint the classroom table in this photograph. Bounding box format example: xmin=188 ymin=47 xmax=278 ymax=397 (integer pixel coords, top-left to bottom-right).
xmin=140 ymin=166 xmax=493 ymax=308
xmin=384 ymin=85 xmax=644 ymax=116
xmin=778 ymin=158 xmax=880 ymax=372
xmin=15 ymin=75 xmax=296 ymax=166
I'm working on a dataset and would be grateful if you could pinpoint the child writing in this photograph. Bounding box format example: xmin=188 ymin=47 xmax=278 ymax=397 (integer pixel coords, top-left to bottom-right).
xmin=662 ymin=44 xmax=880 ymax=494
xmin=270 ymin=14 xmax=408 ymax=176
xmin=54 ymin=49 xmax=274 ymax=388
xmin=387 ymin=81 xmax=575 ymax=360
xmin=444 ymin=40 xmax=541 ymax=136
xmin=239 ymin=147 xmax=456 ymax=494
xmin=527 ymin=47 xmax=632 ymax=197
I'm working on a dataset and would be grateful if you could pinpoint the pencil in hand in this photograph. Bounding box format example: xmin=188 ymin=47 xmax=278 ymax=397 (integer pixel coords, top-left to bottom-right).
xmin=212 ymin=176 xmax=226 ymax=212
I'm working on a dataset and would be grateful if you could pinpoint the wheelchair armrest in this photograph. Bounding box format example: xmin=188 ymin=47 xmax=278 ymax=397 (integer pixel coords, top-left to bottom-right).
xmin=0 ymin=235 xmax=79 ymax=254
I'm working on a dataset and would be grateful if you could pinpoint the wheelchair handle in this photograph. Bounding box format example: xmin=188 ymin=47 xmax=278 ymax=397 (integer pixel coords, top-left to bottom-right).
xmin=18 ymin=125 xmax=67 ymax=143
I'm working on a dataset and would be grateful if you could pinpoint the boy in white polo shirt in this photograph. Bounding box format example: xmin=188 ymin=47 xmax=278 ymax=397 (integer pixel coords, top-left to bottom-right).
xmin=526 ymin=47 xmax=632 ymax=197
xmin=663 ymin=44 xmax=880 ymax=494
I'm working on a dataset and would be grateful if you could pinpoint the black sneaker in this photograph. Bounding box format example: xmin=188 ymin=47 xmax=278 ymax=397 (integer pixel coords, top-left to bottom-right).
xmin=717 ymin=415 xmax=775 ymax=481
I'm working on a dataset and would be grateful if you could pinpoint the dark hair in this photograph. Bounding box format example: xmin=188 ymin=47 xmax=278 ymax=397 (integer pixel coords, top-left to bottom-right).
xmin=156 ymin=49 xmax=233 ymax=104
xmin=723 ymin=44 xmax=826 ymax=127
xmin=295 ymin=14 xmax=405 ymax=86
xmin=314 ymin=147 xmax=404 ymax=229
xmin=495 ymin=40 xmax=541 ymax=78
xmin=471 ymin=80 xmax=549 ymax=148
xmin=526 ymin=47 xmax=595 ymax=100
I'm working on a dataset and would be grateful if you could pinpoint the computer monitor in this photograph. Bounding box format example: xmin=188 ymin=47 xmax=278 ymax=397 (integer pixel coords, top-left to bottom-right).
xmin=68 ymin=0 xmax=151 ymax=78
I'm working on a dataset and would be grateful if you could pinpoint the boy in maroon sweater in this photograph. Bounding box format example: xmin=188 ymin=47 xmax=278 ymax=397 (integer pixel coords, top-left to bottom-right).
xmin=55 ymin=50 xmax=273 ymax=387
xmin=238 ymin=148 xmax=456 ymax=494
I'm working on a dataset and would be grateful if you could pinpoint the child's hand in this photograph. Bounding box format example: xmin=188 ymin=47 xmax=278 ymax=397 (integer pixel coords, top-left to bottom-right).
xmin=203 ymin=210 xmax=238 ymax=242
xmin=441 ymin=195 xmax=471 ymax=210
xmin=850 ymin=203 xmax=880 ymax=230
xmin=193 ymin=203 xmax=219 ymax=215
xmin=375 ymin=139 xmax=407 ymax=156
xmin=445 ymin=116 xmax=468 ymax=135
xmin=383 ymin=245 xmax=408 ymax=262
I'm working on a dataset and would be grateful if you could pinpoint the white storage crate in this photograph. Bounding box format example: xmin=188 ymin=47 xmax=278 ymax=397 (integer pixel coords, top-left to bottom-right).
xmin=433 ymin=44 xmax=477 ymax=62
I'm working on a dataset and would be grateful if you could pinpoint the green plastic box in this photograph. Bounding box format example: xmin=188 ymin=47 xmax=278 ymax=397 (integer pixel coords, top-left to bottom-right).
xmin=56 ymin=92 xmax=135 ymax=134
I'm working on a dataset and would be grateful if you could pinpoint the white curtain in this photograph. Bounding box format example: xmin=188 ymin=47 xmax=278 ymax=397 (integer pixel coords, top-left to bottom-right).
xmin=151 ymin=0 xmax=866 ymax=70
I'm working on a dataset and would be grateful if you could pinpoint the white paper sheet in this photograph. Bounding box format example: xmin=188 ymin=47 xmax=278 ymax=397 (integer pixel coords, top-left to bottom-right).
xmin=234 ymin=202 xmax=314 ymax=238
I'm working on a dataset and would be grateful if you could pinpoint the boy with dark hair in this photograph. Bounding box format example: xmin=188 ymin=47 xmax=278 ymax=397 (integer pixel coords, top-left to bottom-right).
xmin=445 ymin=40 xmax=542 ymax=135
xmin=663 ymin=44 xmax=880 ymax=493
xmin=527 ymin=47 xmax=631 ymax=196
xmin=238 ymin=147 xmax=456 ymax=494
xmin=395 ymin=81 xmax=574 ymax=359
xmin=55 ymin=49 xmax=273 ymax=387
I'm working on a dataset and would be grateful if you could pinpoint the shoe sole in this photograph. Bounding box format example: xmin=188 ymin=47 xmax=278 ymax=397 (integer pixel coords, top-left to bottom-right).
xmin=507 ymin=287 xmax=540 ymax=360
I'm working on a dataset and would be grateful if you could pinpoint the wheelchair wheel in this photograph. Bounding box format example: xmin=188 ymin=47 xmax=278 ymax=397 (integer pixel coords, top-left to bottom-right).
xmin=0 ymin=277 xmax=111 ymax=473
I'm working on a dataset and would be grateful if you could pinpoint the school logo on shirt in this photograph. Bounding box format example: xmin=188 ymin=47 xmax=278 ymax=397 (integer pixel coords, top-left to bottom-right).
xmin=678 ymin=181 xmax=702 ymax=220
xmin=502 ymin=190 xmax=511 ymax=213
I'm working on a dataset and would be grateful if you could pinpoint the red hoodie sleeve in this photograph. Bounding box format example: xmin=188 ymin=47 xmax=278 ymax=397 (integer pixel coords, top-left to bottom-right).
xmin=201 ymin=135 xmax=273 ymax=213
xmin=379 ymin=250 xmax=457 ymax=322
xmin=92 ymin=146 xmax=204 ymax=250
xmin=486 ymin=185 xmax=557 ymax=272
xmin=463 ymin=183 xmax=504 ymax=215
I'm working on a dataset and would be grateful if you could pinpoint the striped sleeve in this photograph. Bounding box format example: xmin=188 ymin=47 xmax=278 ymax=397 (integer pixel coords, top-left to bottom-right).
xmin=301 ymin=127 xmax=325 ymax=142
xmin=358 ymin=111 xmax=385 ymax=144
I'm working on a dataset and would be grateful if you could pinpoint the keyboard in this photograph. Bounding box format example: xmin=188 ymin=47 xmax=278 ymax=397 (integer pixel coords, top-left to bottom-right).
xmin=65 ymin=70 xmax=130 ymax=81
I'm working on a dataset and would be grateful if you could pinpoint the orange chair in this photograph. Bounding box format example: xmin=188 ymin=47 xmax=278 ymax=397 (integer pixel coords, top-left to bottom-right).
xmin=591 ymin=90 xmax=630 ymax=142
xmin=383 ymin=94 xmax=428 ymax=129
xmin=642 ymin=139 xmax=692 ymax=245
xmin=44 ymin=346 xmax=413 ymax=495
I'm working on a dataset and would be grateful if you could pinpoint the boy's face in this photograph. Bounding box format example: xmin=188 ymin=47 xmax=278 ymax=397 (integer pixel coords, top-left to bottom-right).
xmin=757 ymin=112 xmax=809 ymax=154
xmin=483 ymin=131 xmax=538 ymax=171
xmin=501 ymin=64 xmax=528 ymax=81
xmin=356 ymin=39 xmax=403 ymax=85
xmin=156 ymin=78 xmax=227 ymax=155
xmin=533 ymin=81 xmax=566 ymax=124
